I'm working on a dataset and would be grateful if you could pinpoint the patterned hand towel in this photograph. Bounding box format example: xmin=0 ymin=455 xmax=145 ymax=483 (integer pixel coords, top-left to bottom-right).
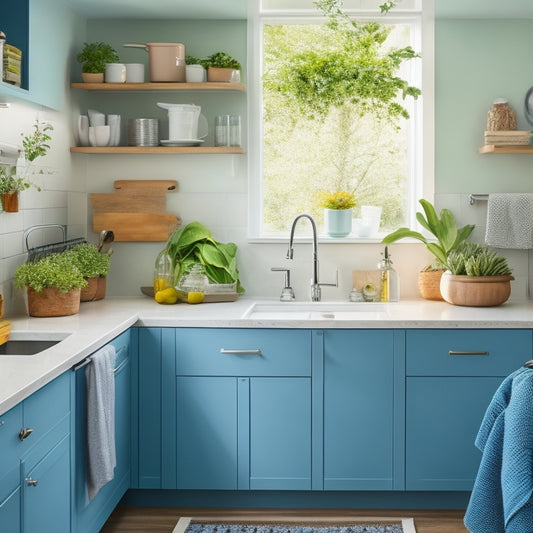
xmin=86 ymin=344 xmax=116 ymax=500
xmin=485 ymin=193 xmax=533 ymax=249
xmin=464 ymin=367 xmax=533 ymax=532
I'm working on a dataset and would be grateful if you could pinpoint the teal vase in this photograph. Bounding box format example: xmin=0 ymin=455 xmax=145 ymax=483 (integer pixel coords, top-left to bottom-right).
xmin=324 ymin=208 xmax=352 ymax=237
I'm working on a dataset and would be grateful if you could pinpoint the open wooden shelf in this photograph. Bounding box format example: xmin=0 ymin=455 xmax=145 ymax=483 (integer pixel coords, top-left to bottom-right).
xmin=70 ymin=81 xmax=245 ymax=92
xmin=479 ymin=144 xmax=533 ymax=154
xmin=70 ymin=146 xmax=245 ymax=155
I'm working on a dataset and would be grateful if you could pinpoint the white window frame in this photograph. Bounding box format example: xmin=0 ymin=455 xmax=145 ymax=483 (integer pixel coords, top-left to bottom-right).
xmin=246 ymin=0 xmax=434 ymax=241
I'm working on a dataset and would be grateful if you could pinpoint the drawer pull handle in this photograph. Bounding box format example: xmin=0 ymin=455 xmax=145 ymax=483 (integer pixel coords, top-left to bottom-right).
xmin=19 ymin=427 xmax=34 ymax=441
xmin=449 ymin=350 xmax=489 ymax=356
xmin=25 ymin=477 xmax=38 ymax=487
xmin=220 ymin=349 xmax=262 ymax=355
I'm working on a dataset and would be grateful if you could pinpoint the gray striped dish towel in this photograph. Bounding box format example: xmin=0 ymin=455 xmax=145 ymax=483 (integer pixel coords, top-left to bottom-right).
xmin=485 ymin=193 xmax=533 ymax=249
xmin=86 ymin=344 xmax=116 ymax=500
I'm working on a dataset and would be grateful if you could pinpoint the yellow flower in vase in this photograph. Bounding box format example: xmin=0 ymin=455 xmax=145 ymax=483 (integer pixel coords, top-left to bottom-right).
xmin=316 ymin=190 xmax=357 ymax=237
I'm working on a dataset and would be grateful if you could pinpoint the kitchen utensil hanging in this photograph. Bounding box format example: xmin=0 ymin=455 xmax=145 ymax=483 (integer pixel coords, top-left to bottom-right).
xmin=24 ymin=224 xmax=86 ymax=262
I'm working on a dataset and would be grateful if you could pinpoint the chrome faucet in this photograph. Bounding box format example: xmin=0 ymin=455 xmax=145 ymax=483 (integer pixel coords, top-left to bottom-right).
xmin=287 ymin=214 xmax=322 ymax=301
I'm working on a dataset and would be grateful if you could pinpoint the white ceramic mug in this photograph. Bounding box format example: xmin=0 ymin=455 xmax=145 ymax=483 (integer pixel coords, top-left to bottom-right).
xmin=89 ymin=125 xmax=111 ymax=146
xmin=78 ymin=115 xmax=89 ymax=146
xmin=105 ymin=63 xmax=126 ymax=83
xmin=125 ymin=63 xmax=145 ymax=83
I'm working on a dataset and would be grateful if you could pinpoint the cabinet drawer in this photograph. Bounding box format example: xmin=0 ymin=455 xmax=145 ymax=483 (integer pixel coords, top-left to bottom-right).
xmin=176 ymin=329 xmax=311 ymax=376
xmin=23 ymin=372 xmax=70 ymax=448
xmin=406 ymin=329 xmax=532 ymax=376
xmin=0 ymin=404 xmax=22 ymax=476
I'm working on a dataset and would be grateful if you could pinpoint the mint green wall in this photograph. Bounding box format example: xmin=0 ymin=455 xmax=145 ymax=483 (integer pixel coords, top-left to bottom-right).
xmin=435 ymin=19 xmax=533 ymax=194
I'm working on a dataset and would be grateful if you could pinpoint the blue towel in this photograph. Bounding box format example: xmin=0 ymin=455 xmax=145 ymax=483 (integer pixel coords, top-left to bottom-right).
xmin=464 ymin=367 xmax=533 ymax=532
xmin=85 ymin=344 xmax=116 ymax=500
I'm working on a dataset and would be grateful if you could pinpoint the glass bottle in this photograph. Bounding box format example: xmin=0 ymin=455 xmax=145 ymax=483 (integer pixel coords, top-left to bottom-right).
xmin=378 ymin=246 xmax=400 ymax=302
xmin=153 ymin=248 xmax=174 ymax=294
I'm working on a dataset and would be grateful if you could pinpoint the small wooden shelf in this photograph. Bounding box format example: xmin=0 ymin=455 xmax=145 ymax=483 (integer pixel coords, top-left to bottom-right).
xmin=70 ymin=81 xmax=245 ymax=92
xmin=70 ymin=146 xmax=245 ymax=155
xmin=479 ymin=144 xmax=533 ymax=154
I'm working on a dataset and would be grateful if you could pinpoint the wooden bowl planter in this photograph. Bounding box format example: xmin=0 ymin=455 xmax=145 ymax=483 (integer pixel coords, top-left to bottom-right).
xmin=207 ymin=67 xmax=240 ymax=82
xmin=27 ymin=287 xmax=81 ymax=317
xmin=417 ymin=269 xmax=445 ymax=301
xmin=440 ymin=271 xmax=513 ymax=307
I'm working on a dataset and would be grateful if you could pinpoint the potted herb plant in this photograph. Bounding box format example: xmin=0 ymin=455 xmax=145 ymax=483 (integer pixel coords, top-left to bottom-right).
xmin=441 ymin=243 xmax=514 ymax=307
xmin=77 ymin=42 xmax=120 ymax=83
xmin=204 ymin=52 xmax=242 ymax=82
xmin=14 ymin=253 xmax=88 ymax=317
xmin=67 ymin=243 xmax=111 ymax=301
xmin=0 ymin=120 xmax=52 ymax=213
xmin=317 ymin=190 xmax=357 ymax=237
xmin=382 ymin=199 xmax=475 ymax=300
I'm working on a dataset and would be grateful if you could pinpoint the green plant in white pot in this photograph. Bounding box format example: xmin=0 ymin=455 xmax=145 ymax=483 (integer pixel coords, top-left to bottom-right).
xmin=14 ymin=253 xmax=88 ymax=317
xmin=382 ymin=199 xmax=475 ymax=300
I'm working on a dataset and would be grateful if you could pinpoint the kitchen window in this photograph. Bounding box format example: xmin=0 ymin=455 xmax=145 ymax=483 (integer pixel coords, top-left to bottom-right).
xmin=247 ymin=0 xmax=434 ymax=239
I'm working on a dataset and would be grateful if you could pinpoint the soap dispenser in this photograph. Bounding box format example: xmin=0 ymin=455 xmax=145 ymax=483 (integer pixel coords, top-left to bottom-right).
xmin=378 ymin=246 xmax=399 ymax=302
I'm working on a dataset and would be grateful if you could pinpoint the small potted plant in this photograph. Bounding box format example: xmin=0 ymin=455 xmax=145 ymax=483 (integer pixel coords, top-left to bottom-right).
xmin=316 ymin=190 xmax=357 ymax=237
xmin=77 ymin=42 xmax=120 ymax=83
xmin=14 ymin=253 xmax=88 ymax=317
xmin=441 ymin=243 xmax=514 ymax=307
xmin=382 ymin=199 xmax=475 ymax=300
xmin=0 ymin=120 xmax=52 ymax=212
xmin=67 ymin=243 xmax=111 ymax=301
xmin=204 ymin=52 xmax=242 ymax=82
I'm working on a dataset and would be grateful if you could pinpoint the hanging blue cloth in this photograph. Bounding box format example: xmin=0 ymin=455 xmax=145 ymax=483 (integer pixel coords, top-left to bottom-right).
xmin=464 ymin=367 xmax=533 ymax=532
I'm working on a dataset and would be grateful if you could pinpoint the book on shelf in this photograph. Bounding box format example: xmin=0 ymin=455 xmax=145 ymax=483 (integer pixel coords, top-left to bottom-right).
xmin=484 ymin=130 xmax=532 ymax=146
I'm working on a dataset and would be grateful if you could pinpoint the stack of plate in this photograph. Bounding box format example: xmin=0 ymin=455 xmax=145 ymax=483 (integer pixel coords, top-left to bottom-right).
xmin=127 ymin=118 xmax=159 ymax=146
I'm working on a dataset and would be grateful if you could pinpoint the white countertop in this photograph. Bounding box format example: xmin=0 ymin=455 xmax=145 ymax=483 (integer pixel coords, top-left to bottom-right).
xmin=3 ymin=295 xmax=533 ymax=415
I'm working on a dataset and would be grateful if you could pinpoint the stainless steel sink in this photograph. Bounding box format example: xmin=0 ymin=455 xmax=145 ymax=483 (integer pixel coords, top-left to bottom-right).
xmin=0 ymin=334 xmax=70 ymax=356
xmin=241 ymin=301 xmax=392 ymax=320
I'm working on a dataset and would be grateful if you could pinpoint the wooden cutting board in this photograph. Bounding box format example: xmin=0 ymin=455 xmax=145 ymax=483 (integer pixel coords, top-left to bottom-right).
xmin=93 ymin=213 xmax=180 ymax=241
xmin=90 ymin=180 xmax=180 ymax=241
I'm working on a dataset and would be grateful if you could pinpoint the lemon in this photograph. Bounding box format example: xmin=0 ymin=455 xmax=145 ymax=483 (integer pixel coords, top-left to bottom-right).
xmin=187 ymin=291 xmax=204 ymax=304
xmin=153 ymin=278 xmax=168 ymax=292
xmin=154 ymin=287 xmax=178 ymax=304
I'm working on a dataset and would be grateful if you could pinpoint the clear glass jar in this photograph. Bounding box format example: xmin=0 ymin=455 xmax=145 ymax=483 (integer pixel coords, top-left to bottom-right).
xmin=153 ymin=249 xmax=174 ymax=294
xmin=177 ymin=263 xmax=208 ymax=304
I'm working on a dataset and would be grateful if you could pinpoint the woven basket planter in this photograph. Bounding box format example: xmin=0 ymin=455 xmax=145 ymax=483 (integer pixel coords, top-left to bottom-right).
xmin=80 ymin=276 xmax=107 ymax=302
xmin=417 ymin=269 xmax=445 ymax=301
xmin=440 ymin=272 xmax=513 ymax=307
xmin=27 ymin=287 xmax=81 ymax=317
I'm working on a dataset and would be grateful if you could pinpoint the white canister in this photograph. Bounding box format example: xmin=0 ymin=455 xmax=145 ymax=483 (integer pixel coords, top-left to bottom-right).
xmin=125 ymin=63 xmax=145 ymax=83
xmin=186 ymin=64 xmax=206 ymax=83
xmin=105 ymin=63 xmax=126 ymax=83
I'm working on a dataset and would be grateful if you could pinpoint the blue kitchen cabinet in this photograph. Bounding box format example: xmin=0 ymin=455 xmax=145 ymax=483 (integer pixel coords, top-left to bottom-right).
xmin=175 ymin=328 xmax=313 ymax=490
xmin=323 ymin=329 xmax=405 ymax=490
xmin=137 ymin=327 xmax=314 ymax=490
xmin=405 ymin=329 xmax=533 ymax=491
xmin=0 ymin=371 xmax=71 ymax=532
xmin=73 ymin=329 xmax=135 ymax=533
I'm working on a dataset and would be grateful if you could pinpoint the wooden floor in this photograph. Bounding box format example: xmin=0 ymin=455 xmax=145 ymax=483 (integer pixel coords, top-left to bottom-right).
xmin=101 ymin=507 xmax=468 ymax=533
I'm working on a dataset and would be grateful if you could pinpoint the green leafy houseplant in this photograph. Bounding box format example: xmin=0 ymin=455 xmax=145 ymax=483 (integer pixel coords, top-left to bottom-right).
xmin=67 ymin=243 xmax=111 ymax=278
xmin=382 ymin=199 xmax=475 ymax=271
xmin=166 ymin=221 xmax=244 ymax=293
xmin=15 ymin=253 xmax=88 ymax=294
xmin=264 ymin=0 xmax=420 ymax=124
xmin=76 ymin=42 xmax=120 ymax=74
xmin=22 ymin=120 xmax=53 ymax=162
xmin=317 ymin=190 xmax=356 ymax=210
xmin=204 ymin=52 xmax=241 ymax=70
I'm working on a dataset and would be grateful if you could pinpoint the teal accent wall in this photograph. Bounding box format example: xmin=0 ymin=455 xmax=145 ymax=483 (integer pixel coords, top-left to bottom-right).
xmin=435 ymin=19 xmax=533 ymax=194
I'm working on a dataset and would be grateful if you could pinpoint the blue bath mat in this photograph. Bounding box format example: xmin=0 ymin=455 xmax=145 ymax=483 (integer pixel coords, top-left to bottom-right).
xmin=173 ymin=517 xmax=416 ymax=533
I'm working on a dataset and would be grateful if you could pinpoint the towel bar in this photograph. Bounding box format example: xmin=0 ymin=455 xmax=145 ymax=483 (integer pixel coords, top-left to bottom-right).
xmin=469 ymin=194 xmax=489 ymax=205
xmin=71 ymin=345 xmax=127 ymax=372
